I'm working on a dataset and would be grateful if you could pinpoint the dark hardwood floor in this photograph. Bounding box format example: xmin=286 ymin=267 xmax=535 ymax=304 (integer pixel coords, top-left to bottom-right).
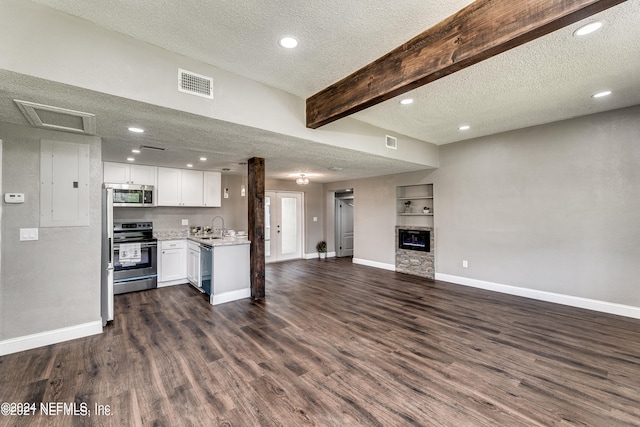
xmin=2 ymin=257 xmax=640 ymax=426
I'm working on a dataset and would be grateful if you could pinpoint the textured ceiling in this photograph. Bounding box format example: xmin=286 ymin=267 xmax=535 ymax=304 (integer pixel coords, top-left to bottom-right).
xmin=5 ymin=0 xmax=640 ymax=181
xmin=0 ymin=70 xmax=428 ymax=182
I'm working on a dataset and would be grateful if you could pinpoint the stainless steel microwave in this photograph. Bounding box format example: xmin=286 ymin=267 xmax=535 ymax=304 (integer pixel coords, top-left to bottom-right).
xmin=107 ymin=183 xmax=154 ymax=207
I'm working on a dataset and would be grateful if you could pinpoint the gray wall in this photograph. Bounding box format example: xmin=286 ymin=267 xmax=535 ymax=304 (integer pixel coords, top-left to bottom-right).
xmin=325 ymin=106 xmax=640 ymax=307
xmin=431 ymin=105 xmax=640 ymax=306
xmin=324 ymin=171 xmax=435 ymax=266
xmin=0 ymin=122 xmax=102 ymax=340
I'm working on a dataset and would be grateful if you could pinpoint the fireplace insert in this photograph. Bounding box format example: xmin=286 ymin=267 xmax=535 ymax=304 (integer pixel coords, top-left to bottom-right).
xmin=398 ymin=229 xmax=430 ymax=252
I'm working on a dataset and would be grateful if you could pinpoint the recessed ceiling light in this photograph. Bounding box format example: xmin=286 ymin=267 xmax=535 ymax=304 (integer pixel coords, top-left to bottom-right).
xmin=574 ymin=21 xmax=603 ymax=37
xmin=200 ymin=157 xmax=207 ymax=161
xmin=128 ymin=127 xmax=144 ymax=133
xmin=127 ymin=157 xmax=135 ymax=162
xmin=131 ymin=149 xmax=140 ymax=154
xmin=459 ymin=125 xmax=471 ymax=131
xmin=186 ymin=164 xmax=193 ymax=168
xmin=400 ymin=98 xmax=414 ymax=105
xmin=592 ymin=90 xmax=612 ymax=98
xmin=278 ymin=36 xmax=298 ymax=49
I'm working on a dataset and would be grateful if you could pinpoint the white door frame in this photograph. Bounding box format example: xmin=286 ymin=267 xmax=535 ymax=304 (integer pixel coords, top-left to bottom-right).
xmin=265 ymin=190 xmax=304 ymax=263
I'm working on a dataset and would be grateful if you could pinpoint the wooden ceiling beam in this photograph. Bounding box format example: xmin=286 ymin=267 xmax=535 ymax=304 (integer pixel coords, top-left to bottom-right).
xmin=306 ymin=0 xmax=627 ymax=129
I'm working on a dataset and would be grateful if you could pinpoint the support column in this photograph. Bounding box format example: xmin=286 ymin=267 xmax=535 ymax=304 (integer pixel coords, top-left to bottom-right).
xmin=248 ymin=157 xmax=265 ymax=300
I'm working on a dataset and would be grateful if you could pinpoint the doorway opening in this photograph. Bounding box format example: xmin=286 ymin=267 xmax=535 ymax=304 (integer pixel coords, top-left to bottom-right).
xmin=334 ymin=189 xmax=354 ymax=258
xmin=265 ymin=191 xmax=304 ymax=263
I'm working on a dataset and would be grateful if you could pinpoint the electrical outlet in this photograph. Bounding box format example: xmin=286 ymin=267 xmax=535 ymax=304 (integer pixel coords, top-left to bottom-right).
xmin=313 ymin=217 xmax=318 ymax=222
xmin=462 ymin=260 xmax=469 ymax=268
xmin=182 ymin=219 xmax=189 ymax=226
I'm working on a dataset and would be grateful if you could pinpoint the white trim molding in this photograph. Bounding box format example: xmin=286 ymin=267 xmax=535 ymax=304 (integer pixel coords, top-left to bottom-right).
xmin=210 ymin=288 xmax=251 ymax=306
xmin=353 ymin=258 xmax=395 ymax=272
xmin=436 ymin=273 xmax=640 ymax=320
xmin=304 ymin=252 xmax=336 ymax=260
xmin=0 ymin=321 xmax=103 ymax=356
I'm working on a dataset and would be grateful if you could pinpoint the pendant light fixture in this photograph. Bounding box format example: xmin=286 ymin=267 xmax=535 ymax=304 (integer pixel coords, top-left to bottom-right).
xmin=239 ymin=162 xmax=247 ymax=197
xmin=222 ymin=168 xmax=230 ymax=198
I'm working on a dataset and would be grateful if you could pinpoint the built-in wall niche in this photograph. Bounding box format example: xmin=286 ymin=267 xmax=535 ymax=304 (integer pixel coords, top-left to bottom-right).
xmin=396 ymin=183 xmax=433 ymax=227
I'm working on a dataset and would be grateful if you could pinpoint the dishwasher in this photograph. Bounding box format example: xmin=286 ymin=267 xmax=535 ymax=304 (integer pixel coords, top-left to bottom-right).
xmin=200 ymin=244 xmax=212 ymax=295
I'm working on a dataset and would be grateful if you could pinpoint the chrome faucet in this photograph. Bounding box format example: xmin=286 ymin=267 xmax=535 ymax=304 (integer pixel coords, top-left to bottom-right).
xmin=211 ymin=215 xmax=225 ymax=237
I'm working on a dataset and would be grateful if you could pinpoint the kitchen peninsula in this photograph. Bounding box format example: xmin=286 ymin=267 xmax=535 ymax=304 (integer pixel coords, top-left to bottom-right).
xmin=156 ymin=231 xmax=251 ymax=305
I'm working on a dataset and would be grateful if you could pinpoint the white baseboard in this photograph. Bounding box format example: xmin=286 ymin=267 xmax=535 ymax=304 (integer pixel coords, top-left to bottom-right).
xmin=436 ymin=273 xmax=640 ymax=320
xmin=304 ymin=252 xmax=336 ymax=260
xmin=0 ymin=321 xmax=103 ymax=356
xmin=352 ymin=258 xmax=396 ymax=272
xmin=210 ymin=288 xmax=251 ymax=306
xmin=157 ymin=279 xmax=188 ymax=287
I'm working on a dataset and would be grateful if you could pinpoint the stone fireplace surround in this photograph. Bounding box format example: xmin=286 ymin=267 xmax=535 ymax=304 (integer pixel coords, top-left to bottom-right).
xmin=395 ymin=226 xmax=434 ymax=279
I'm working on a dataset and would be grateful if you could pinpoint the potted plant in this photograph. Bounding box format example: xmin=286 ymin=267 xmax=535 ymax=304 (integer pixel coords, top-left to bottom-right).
xmin=404 ymin=200 xmax=412 ymax=213
xmin=316 ymin=240 xmax=327 ymax=259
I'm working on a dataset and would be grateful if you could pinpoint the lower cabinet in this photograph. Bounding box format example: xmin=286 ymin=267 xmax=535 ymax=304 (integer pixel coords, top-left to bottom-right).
xmin=158 ymin=240 xmax=187 ymax=286
xmin=187 ymin=241 xmax=201 ymax=288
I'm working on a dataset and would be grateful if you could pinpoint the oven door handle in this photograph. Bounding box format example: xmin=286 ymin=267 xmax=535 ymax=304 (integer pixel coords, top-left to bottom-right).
xmin=114 ymin=242 xmax=157 ymax=250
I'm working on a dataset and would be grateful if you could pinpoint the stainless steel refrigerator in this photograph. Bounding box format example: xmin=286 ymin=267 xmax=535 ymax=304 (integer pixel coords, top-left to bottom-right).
xmin=101 ymin=186 xmax=114 ymax=326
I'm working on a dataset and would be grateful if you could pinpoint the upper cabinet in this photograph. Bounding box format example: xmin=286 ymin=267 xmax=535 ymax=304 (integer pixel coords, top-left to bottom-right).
xmin=103 ymin=162 xmax=157 ymax=186
xmin=104 ymin=163 xmax=221 ymax=208
xmin=157 ymin=168 xmax=221 ymax=207
xmin=203 ymin=171 xmax=222 ymax=207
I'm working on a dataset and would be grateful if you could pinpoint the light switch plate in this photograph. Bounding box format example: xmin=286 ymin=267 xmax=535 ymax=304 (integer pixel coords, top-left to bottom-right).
xmin=182 ymin=219 xmax=189 ymax=225
xmin=20 ymin=228 xmax=38 ymax=241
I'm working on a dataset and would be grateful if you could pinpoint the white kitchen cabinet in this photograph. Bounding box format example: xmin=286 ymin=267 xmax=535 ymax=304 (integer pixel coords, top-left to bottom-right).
xmin=103 ymin=162 xmax=157 ymax=186
xmin=187 ymin=241 xmax=201 ymax=287
xmin=181 ymin=169 xmax=204 ymax=206
xmin=158 ymin=240 xmax=187 ymax=286
xmin=203 ymin=171 xmax=222 ymax=207
xmin=157 ymin=167 xmax=204 ymax=206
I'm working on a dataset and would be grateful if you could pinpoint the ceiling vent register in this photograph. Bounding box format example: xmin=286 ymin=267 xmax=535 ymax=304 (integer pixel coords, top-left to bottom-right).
xmin=385 ymin=135 xmax=398 ymax=150
xmin=178 ymin=69 xmax=213 ymax=99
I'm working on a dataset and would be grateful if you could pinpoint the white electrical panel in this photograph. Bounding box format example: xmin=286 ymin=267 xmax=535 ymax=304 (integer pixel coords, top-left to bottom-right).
xmin=4 ymin=193 xmax=25 ymax=204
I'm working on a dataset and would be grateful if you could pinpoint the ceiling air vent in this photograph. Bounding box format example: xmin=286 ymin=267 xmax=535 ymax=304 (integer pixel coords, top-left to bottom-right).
xmin=178 ymin=69 xmax=213 ymax=99
xmin=385 ymin=135 xmax=398 ymax=150
xmin=14 ymin=100 xmax=96 ymax=134
xmin=140 ymin=145 xmax=166 ymax=152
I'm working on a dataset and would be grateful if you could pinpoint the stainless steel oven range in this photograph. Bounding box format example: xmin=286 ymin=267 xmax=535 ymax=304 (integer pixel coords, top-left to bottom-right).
xmin=113 ymin=222 xmax=157 ymax=294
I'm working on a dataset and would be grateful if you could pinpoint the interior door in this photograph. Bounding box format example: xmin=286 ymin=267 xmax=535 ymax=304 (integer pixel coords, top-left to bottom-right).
xmin=265 ymin=191 xmax=303 ymax=263
xmin=336 ymin=198 xmax=354 ymax=257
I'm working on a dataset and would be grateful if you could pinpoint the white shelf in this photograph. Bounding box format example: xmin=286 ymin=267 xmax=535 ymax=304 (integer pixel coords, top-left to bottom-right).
xmin=397 ymin=183 xmax=434 ymax=226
